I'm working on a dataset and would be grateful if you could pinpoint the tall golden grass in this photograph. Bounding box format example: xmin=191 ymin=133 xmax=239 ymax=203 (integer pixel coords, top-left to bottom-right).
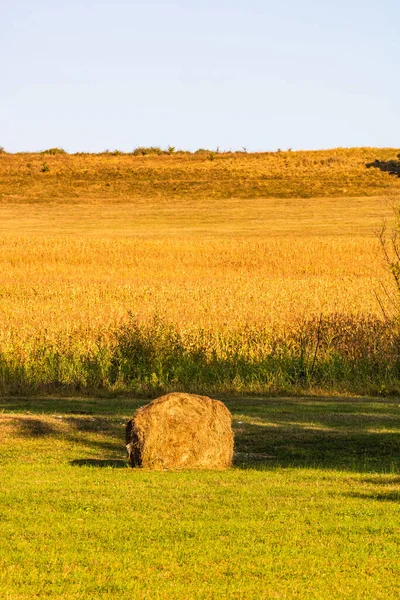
xmin=0 ymin=236 xmax=390 ymax=346
xmin=0 ymin=234 xmax=395 ymax=395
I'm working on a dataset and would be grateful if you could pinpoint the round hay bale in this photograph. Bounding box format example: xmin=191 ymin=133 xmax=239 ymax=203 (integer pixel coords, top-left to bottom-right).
xmin=125 ymin=392 xmax=234 ymax=470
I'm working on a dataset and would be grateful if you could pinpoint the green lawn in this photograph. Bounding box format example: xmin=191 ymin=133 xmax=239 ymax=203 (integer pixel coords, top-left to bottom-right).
xmin=1 ymin=395 xmax=399 ymax=599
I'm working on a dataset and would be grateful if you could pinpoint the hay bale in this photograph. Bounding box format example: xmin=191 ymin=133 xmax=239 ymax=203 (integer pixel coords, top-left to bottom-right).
xmin=125 ymin=392 xmax=234 ymax=470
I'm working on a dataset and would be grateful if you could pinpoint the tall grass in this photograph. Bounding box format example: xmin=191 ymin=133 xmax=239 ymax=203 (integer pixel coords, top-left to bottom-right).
xmin=0 ymin=233 xmax=397 ymax=396
xmin=1 ymin=314 xmax=399 ymax=396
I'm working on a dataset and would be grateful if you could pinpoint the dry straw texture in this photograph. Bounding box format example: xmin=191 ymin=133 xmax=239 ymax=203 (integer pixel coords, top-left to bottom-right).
xmin=126 ymin=393 xmax=234 ymax=470
xmin=1 ymin=147 xmax=400 ymax=201
xmin=0 ymin=236 xmax=390 ymax=348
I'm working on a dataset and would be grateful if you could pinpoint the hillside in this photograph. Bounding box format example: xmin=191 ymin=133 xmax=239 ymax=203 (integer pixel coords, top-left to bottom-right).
xmin=1 ymin=147 xmax=400 ymax=203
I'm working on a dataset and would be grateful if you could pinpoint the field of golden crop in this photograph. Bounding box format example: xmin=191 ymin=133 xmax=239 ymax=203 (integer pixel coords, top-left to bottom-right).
xmin=0 ymin=235 xmax=392 ymax=347
xmin=1 ymin=147 xmax=400 ymax=393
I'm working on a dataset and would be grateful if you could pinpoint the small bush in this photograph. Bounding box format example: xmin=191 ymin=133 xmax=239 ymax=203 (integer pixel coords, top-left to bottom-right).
xmin=41 ymin=147 xmax=66 ymax=155
xmin=41 ymin=163 xmax=50 ymax=173
xmin=132 ymin=146 xmax=165 ymax=157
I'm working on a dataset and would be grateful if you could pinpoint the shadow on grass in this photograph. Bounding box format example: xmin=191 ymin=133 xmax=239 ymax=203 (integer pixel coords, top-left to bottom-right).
xmin=346 ymin=491 xmax=399 ymax=503
xmin=232 ymin=423 xmax=399 ymax=472
xmin=366 ymin=158 xmax=400 ymax=178
xmin=2 ymin=395 xmax=399 ymax=474
xmin=342 ymin=475 xmax=400 ymax=503
xmin=0 ymin=395 xmax=143 ymax=416
xmin=14 ymin=417 xmax=57 ymax=437
xmin=229 ymin=397 xmax=400 ymax=472
xmin=71 ymin=459 xmax=128 ymax=468
xmin=361 ymin=476 xmax=400 ymax=485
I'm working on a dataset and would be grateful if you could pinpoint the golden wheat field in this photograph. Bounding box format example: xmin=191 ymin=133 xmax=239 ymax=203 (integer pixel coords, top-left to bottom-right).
xmin=1 ymin=148 xmax=400 ymax=348
xmin=0 ymin=233 xmax=393 ymax=349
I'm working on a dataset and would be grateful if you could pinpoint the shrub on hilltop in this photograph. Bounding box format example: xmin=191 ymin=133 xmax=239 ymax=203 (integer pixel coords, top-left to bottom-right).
xmin=41 ymin=147 xmax=67 ymax=155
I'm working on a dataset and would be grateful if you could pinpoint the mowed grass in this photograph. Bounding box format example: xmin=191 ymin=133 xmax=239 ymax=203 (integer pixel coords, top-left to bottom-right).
xmin=1 ymin=395 xmax=399 ymax=600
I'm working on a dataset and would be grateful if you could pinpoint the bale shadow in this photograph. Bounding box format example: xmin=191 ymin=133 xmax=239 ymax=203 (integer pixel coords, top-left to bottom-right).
xmin=3 ymin=414 xmax=126 ymax=461
xmin=64 ymin=416 xmax=117 ymax=433
xmin=366 ymin=158 xmax=400 ymax=178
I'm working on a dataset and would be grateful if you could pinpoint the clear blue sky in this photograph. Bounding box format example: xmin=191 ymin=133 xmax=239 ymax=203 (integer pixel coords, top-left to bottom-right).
xmin=1 ymin=0 xmax=399 ymax=152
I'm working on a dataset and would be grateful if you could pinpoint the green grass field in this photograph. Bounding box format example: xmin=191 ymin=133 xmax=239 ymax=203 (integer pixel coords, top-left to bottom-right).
xmin=1 ymin=395 xmax=399 ymax=599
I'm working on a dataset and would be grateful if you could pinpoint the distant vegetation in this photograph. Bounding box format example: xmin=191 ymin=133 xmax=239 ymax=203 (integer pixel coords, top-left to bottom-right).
xmin=1 ymin=147 xmax=400 ymax=201
xmin=40 ymin=147 xmax=67 ymax=155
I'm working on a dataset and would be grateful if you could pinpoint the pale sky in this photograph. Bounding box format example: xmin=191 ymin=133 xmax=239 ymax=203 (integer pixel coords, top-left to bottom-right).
xmin=1 ymin=0 xmax=399 ymax=152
